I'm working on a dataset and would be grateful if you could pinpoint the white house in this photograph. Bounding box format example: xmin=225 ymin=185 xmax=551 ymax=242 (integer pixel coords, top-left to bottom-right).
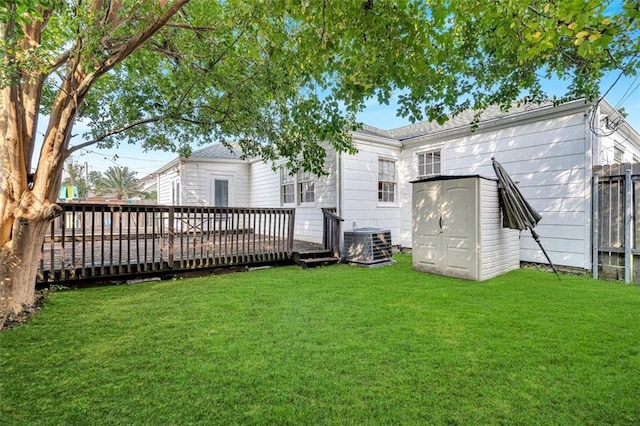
xmin=153 ymin=98 xmax=640 ymax=271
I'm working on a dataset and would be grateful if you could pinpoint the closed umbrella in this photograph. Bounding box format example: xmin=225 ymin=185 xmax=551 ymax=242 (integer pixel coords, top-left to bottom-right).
xmin=491 ymin=157 xmax=559 ymax=277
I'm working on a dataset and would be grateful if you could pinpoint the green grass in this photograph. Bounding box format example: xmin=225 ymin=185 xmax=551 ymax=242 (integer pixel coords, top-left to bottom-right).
xmin=2 ymin=254 xmax=640 ymax=425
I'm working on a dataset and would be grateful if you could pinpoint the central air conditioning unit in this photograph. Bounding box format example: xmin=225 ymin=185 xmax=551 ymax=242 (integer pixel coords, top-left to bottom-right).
xmin=343 ymin=228 xmax=393 ymax=265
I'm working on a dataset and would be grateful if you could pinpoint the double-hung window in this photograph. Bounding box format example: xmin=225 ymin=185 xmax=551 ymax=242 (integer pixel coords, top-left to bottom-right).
xmin=298 ymin=170 xmax=315 ymax=203
xmin=280 ymin=166 xmax=295 ymax=204
xmin=378 ymin=158 xmax=396 ymax=203
xmin=417 ymin=150 xmax=441 ymax=178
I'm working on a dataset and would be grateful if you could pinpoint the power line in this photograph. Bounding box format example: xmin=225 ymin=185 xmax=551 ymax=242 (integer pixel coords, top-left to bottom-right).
xmin=78 ymin=149 xmax=171 ymax=163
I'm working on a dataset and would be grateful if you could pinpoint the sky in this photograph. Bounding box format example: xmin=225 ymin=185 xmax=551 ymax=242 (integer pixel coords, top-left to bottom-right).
xmin=58 ymin=70 xmax=640 ymax=178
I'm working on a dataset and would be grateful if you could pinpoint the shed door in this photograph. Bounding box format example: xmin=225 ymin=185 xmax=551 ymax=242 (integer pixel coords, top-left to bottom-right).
xmin=413 ymin=177 xmax=478 ymax=279
xmin=442 ymin=179 xmax=478 ymax=279
xmin=413 ymin=180 xmax=443 ymax=274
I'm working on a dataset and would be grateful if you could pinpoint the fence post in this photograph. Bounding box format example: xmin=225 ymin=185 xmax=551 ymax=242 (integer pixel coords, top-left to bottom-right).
xmin=288 ymin=209 xmax=295 ymax=253
xmin=592 ymin=172 xmax=599 ymax=279
xmin=625 ymin=167 xmax=632 ymax=283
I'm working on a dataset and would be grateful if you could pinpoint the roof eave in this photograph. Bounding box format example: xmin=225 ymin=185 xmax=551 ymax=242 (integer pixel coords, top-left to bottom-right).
xmin=401 ymin=98 xmax=592 ymax=146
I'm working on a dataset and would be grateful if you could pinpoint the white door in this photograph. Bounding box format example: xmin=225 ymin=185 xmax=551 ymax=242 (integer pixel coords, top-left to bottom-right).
xmin=413 ymin=177 xmax=478 ymax=279
xmin=210 ymin=177 xmax=231 ymax=207
xmin=442 ymin=178 xmax=478 ymax=279
xmin=413 ymin=180 xmax=443 ymax=274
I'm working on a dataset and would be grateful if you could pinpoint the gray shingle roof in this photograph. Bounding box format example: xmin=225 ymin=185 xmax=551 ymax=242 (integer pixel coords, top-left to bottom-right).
xmin=370 ymin=101 xmax=562 ymax=141
xmin=357 ymin=124 xmax=393 ymax=139
xmin=190 ymin=141 xmax=244 ymax=159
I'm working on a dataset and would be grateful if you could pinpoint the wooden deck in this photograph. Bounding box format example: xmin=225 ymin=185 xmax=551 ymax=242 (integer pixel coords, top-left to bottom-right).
xmin=38 ymin=203 xmax=301 ymax=286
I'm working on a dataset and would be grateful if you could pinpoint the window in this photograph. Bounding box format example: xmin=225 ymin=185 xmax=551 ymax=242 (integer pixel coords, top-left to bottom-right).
xmin=614 ymin=144 xmax=625 ymax=163
xmin=378 ymin=158 xmax=396 ymax=203
xmin=298 ymin=170 xmax=315 ymax=203
xmin=171 ymin=179 xmax=180 ymax=205
xmin=417 ymin=150 xmax=441 ymax=177
xmin=280 ymin=166 xmax=295 ymax=204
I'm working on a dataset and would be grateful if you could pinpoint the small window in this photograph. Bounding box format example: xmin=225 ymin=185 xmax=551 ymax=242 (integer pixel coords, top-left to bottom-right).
xmin=298 ymin=170 xmax=315 ymax=203
xmin=614 ymin=144 xmax=624 ymax=164
xmin=417 ymin=150 xmax=441 ymax=178
xmin=171 ymin=180 xmax=180 ymax=205
xmin=280 ymin=166 xmax=295 ymax=204
xmin=378 ymin=158 xmax=396 ymax=203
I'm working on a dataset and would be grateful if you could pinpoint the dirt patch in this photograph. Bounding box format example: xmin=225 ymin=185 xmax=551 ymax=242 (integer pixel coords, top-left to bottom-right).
xmin=0 ymin=292 xmax=47 ymax=331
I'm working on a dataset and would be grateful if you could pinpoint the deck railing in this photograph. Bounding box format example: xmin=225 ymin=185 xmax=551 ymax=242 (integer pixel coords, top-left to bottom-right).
xmin=39 ymin=203 xmax=295 ymax=285
xmin=322 ymin=207 xmax=343 ymax=258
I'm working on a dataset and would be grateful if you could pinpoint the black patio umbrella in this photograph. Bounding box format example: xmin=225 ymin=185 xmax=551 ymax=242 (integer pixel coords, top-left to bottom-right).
xmin=491 ymin=157 xmax=560 ymax=277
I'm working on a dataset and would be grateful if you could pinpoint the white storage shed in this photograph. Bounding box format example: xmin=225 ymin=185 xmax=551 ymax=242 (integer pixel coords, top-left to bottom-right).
xmin=412 ymin=175 xmax=520 ymax=281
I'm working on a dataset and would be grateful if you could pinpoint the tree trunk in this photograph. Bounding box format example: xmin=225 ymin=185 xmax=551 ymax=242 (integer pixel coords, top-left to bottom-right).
xmin=0 ymin=209 xmax=60 ymax=317
xmin=0 ymin=0 xmax=190 ymax=318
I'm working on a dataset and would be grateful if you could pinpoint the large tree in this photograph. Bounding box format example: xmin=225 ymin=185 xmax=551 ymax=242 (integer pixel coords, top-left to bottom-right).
xmin=1 ymin=1 xmax=638 ymax=316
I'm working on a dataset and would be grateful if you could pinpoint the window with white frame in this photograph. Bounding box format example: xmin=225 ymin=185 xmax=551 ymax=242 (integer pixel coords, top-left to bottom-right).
xmin=614 ymin=143 xmax=625 ymax=163
xmin=298 ymin=170 xmax=315 ymax=203
xmin=280 ymin=166 xmax=295 ymax=204
xmin=378 ymin=158 xmax=396 ymax=203
xmin=417 ymin=150 xmax=441 ymax=178
xmin=171 ymin=179 xmax=180 ymax=205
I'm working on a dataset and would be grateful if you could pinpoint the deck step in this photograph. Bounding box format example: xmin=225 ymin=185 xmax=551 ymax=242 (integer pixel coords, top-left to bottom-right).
xmin=292 ymin=250 xmax=339 ymax=268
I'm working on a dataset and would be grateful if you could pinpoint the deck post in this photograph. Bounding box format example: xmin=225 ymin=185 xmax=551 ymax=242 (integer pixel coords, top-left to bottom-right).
xmin=288 ymin=209 xmax=295 ymax=253
xmin=168 ymin=206 xmax=175 ymax=267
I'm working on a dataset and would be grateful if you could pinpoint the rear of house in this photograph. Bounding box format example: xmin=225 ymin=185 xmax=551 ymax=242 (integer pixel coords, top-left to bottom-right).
xmin=343 ymin=99 xmax=640 ymax=271
xmin=151 ymin=98 xmax=640 ymax=272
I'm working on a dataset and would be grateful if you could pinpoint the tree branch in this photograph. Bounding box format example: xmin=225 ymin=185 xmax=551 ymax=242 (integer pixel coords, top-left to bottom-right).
xmin=161 ymin=21 xmax=219 ymax=32
xmin=102 ymin=0 xmax=192 ymax=71
xmin=66 ymin=115 xmax=167 ymax=155
xmin=66 ymin=109 xmax=229 ymax=156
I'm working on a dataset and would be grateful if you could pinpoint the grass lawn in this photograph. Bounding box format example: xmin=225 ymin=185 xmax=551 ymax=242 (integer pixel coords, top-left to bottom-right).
xmin=2 ymin=254 xmax=640 ymax=425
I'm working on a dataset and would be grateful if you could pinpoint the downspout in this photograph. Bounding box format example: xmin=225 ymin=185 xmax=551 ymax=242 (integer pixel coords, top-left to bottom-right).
xmin=336 ymin=149 xmax=344 ymax=258
xmin=589 ymin=103 xmax=599 ymax=276
xmin=155 ymin=173 xmax=160 ymax=203
xmin=178 ymin=160 xmax=185 ymax=205
xmin=336 ymin=150 xmax=342 ymax=217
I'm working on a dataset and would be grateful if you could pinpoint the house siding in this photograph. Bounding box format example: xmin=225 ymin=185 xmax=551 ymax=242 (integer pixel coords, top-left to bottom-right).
xmin=249 ymin=161 xmax=280 ymax=207
xmin=341 ymin=137 xmax=403 ymax=246
xmin=156 ymin=160 xmax=249 ymax=206
xmin=180 ymin=161 xmax=250 ymax=206
xmin=479 ymin=178 xmax=521 ymax=280
xmin=599 ymin=130 xmax=640 ymax=164
xmin=249 ymin=144 xmax=338 ymax=244
xmin=401 ymin=108 xmax=592 ymax=269
xmin=157 ymin=167 xmax=179 ymax=205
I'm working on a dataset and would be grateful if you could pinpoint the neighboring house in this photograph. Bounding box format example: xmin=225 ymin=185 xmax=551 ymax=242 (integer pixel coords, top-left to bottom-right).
xmin=138 ymin=173 xmax=158 ymax=197
xmin=155 ymin=142 xmax=250 ymax=207
xmin=153 ymin=98 xmax=640 ymax=271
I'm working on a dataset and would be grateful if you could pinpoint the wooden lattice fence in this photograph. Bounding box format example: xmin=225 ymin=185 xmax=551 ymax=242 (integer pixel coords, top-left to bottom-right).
xmin=593 ymin=163 xmax=640 ymax=283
